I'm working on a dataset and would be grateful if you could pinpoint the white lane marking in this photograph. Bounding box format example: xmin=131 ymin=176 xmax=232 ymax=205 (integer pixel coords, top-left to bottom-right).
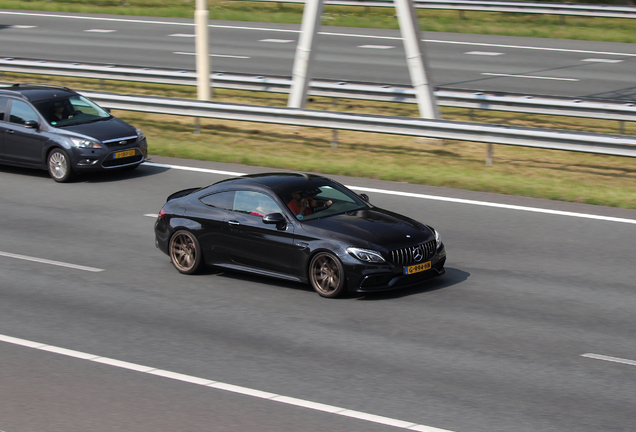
xmin=169 ymin=33 xmax=195 ymax=37
xmin=465 ymin=51 xmax=504 ymax=56
xmin=0 ymin=333 xmax=455 ymax=432
xmin=359 ymin=45 xmax=394 ymax=49
xmin=482 ymin=73 xmax=579 ymax=81
xmin=84 ymin=29 xmax=116 ymax=33
xmin=173 ymin=52 xmax=250 ymax=59
xmin=144 ymin=213 xmax=159 ymax=218
xmin=2 ymin=11 xmax=636 ymax=58
xmin=582 ymin=353 xmax=636 ymax=367
xmin=581 ymin=58 xmax=624 ymax=63
xmin=259 ymin=38 xmax=294 ymax=43
xmin=142 ymin=162 xmax=636 ymax=225
xmin=9 ymin=25 xmax=36 ymax=29
xmin=0 ymin=251 xmax=104 ymax=272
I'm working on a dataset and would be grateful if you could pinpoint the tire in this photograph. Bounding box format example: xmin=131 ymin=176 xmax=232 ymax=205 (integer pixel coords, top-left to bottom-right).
xmin=169 ymin=230 xmax=203 ymax=275
xmin=309 ymin=252 xmax=346 ymax=298
xmin=47 ymin=148 xmax=74 ymax=183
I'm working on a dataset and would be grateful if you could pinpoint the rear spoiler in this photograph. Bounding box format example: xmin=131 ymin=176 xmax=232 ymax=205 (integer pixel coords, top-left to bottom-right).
xmin=166 ymin=187 xmax=202 ymax=202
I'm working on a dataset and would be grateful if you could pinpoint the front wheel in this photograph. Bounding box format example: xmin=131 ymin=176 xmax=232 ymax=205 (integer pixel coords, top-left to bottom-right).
xmin=309 ymin=252 xmax=346 ymax=298
xmin=169 ymin=230 xmax=203 ymax=274
xmin=47 ymin=148 xmax=74 ymax=183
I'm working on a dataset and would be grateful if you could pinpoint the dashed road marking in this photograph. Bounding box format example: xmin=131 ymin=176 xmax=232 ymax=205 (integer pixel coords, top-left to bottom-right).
xmin=0 ymin=251 xmax=104 ymax=272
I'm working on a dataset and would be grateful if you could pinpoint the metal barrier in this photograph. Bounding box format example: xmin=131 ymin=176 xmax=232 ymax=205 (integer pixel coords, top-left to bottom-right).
xmin=75 ymin=90 xmax=636 ymax=158
xmin=2 ymin=58 xmax=634 ymax=122
xmin=258 ymin=0 xmax=636 ymax=19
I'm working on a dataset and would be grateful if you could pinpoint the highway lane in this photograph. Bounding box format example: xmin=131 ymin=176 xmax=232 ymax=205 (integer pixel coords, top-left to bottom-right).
xmin=1 ymin=158 xmax=636 ymax=432
xmin=1 ymin=10 xmax=635 ymax=100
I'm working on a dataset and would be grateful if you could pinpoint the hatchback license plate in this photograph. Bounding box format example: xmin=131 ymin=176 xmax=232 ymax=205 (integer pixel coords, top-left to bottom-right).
xmin=114 ymin=149 xmax=136 ymax=159
xmin=404 ymin=261 xmax=431 ymax=275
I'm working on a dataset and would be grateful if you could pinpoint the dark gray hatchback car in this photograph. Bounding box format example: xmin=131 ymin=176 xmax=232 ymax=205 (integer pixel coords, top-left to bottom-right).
xmin=0 ymin=83 xmax=147 ymax=182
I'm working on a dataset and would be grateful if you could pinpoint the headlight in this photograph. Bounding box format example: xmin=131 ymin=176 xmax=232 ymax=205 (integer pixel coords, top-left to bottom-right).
xmin=433 ymin=228 xmax=442 ymax=249
xmin=347 ymin=247 xmax=386 ymax=263
xmin=70 ymin=137 xmax=102 ymax=149
xmin=135 ymin=127 xmax=146 ymax=140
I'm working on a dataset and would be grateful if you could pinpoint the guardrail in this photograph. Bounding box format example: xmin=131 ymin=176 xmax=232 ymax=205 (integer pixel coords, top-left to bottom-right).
xmin=257 ymin=0 xmax=636 ymax=19
xmin=2 ymin=58 xmax=634 ymax=123
xmin=73 ymin=90 xmax=636 ymax=158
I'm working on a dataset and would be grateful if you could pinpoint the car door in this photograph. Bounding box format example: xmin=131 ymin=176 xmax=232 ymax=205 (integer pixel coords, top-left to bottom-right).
xmin=192 ymin=190 xmax=236 ymax=264
xmin=2 ymin=99 xmax=48 ymax=166
xmin=224 ymin=190 xmax=300 ymax=276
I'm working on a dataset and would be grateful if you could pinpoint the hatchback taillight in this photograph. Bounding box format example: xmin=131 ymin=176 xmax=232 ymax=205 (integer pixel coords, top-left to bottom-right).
xmin=158 ymin=208 xmax=167 ymax=218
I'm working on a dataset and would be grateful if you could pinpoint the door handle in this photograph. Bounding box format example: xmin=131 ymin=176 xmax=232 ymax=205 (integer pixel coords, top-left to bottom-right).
xmin=228 ymin=220 xmax=240 ymax=226
xmin=7 ymin=130 xmax=15 ymax=134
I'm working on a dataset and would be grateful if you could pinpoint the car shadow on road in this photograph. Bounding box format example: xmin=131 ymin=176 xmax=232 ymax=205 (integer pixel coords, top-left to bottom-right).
xmin=79 ymin=163 xmax=171 ymax=183
xmin=0 ymin=162 xmax=170 ymax=183
xmin=194 ymin=266 xmax=469 ymax=300
xmin=353 ymin=267 xmax=470 ymax=301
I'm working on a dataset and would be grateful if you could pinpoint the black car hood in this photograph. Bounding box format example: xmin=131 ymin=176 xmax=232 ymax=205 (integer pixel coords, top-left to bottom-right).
xmin=303 ymin=207 xmax=433 ymax=250
xmin=59 ymin=117 xmax=136 ymax=141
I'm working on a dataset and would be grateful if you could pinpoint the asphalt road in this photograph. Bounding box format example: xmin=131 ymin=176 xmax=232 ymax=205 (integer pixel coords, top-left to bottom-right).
xmin=1 ymin=157 xmax=635 ymax=432
xmin=1 ymin=10 xmax=636 ymax=100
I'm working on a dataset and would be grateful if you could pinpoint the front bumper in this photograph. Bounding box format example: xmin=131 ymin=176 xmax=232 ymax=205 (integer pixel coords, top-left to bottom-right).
xmin=71 ymin=142 xmax=147 ymax=173
xmin=344 ymin=243 xmax=446 ymax=293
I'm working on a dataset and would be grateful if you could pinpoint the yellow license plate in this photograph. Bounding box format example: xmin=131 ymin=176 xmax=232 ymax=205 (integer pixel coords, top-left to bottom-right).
xmin=114 ymin=149 xmax=136 ymax=159
xmin=404 ymin=261 xmax=431 ymax=275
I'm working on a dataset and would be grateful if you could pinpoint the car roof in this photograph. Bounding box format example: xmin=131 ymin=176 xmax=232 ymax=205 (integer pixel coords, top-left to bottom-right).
xmin=0 ymin=83 xmax=77 ymax=102
xmin=212 ymin=172 xmax=332 ymax=194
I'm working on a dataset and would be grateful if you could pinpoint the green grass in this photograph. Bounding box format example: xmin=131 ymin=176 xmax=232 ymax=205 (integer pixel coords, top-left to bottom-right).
xmin=2 ymin=0 xmax=636 ymax=43
xmin=3 ymin=73 xmax=632 ymax=208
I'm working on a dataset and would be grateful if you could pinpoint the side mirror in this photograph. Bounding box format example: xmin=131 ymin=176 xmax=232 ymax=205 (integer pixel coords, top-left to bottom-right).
xmin=359 ymin=193 xmax=369 ymax=202
xmin=24 ymin=120 xmax=39 ymax=130
xmin=262 ymin=212 xmax=287 ymax=230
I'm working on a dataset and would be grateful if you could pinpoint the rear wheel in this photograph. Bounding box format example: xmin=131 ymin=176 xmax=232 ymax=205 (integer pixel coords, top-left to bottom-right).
xmin=309 ymin=252 xmax=346 ymax=298
xmin=47 ymin=149 xmax=74 ymax=183
xmin=169 ymin=230 xmax=203 ymax=274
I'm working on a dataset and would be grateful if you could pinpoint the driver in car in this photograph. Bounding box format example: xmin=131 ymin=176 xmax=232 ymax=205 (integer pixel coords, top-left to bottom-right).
xmin=288 ymin=190 xmax=333 ymax=217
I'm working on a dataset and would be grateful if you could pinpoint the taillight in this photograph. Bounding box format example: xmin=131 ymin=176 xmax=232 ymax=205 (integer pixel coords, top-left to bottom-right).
xmin=158 ymin=208 xmax=167 ymax=218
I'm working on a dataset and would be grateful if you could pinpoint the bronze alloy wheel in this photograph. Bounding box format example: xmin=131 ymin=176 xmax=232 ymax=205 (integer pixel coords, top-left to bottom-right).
xmin=309 ymin=252 xmax=346 ymax=298
xmin=169 ymin=230 xmax=203 ymax=274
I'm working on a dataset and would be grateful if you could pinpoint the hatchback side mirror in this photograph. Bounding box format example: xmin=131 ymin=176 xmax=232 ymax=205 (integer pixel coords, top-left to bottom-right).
xmin=24 ymin=120 xmax=39 ymax=130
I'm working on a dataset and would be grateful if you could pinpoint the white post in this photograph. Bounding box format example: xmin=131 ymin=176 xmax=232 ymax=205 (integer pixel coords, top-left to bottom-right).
xmin=195 ymin=0 xmax=211 ymax=101
xmin=393 ymin=0 xmax=439 ymax=119
xmin=287 ymin=0 xmax=324 ymax=109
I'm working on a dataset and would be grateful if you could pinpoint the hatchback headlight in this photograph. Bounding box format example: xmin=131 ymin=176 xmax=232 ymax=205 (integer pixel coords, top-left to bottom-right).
xmin=347 ymin=247 xmax=386 ymax=263
xmin=135 ymin=127 xmax=146 ymax=140
xmin=71 ymin=137 xmax=102 ymax=149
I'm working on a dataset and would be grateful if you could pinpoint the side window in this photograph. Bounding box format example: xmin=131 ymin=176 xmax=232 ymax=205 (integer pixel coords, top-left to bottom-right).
xmin=199 ymin=191 xmax=235 ymax=210
xmin=0 ymin=98 xmax=7 ymax=121
xmin=8 ymin=100 xmax=39 ymax=125
xmin=234 ymin=191 xmax=282 ymax=217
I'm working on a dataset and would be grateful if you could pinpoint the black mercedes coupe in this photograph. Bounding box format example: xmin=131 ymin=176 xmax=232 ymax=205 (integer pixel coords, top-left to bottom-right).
xmin=154 ymin=173 xmax=445 ymax=298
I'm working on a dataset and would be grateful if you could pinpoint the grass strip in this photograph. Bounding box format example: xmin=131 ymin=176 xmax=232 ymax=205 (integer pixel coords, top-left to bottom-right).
xmin=2 ymin=72 xmax=634 ymax=209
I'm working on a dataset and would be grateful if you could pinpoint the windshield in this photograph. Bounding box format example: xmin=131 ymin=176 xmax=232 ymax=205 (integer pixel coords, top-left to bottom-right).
xmin=34 ymin=95 xmax=111 ymax=127
xmin=279 ymin=182 xmax=367 ymax=221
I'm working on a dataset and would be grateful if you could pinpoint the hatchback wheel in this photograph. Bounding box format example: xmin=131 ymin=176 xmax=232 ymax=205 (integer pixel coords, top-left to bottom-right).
xmin=169 ymin=230 xmax=203 ymax=274
xmin=47 ymin=149 xmax=73 ymax=183
xmin=309 ymin=252 xmax=346 ymax=298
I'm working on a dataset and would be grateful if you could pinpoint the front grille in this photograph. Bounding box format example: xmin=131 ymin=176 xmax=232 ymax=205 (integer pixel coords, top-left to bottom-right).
xmin=102 ymin=136 xmax=138 ymax=147
xmin=388 ymin=240 xmax=436 ymax=265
